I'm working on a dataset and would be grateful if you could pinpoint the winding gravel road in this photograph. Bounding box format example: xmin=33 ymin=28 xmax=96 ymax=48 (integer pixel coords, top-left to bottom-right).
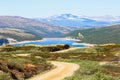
xmin=28 ymin=61 xmax=79 ymax=80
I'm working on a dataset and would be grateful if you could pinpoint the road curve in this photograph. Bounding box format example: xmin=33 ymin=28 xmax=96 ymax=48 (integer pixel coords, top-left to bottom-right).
xmin=28 ymin=61 xmax=79 ymax=80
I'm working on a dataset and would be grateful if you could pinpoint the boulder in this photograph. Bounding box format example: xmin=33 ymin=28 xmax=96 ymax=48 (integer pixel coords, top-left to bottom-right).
xmin=0 ymin=38 xmax=9 ymax=46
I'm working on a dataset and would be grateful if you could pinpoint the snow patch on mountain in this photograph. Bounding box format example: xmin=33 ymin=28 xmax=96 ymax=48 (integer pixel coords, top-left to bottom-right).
xmin=35 ymin=14 xmax=120 ymax=28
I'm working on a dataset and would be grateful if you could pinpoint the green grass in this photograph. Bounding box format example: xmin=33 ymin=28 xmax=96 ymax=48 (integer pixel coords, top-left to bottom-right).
xmin=58 ymin=59 xmax=119 ymax=80
xmin=0 ymin=44 xmax=120 ymax=80
xmin=65 ymin=25 xmax=120 ymax=44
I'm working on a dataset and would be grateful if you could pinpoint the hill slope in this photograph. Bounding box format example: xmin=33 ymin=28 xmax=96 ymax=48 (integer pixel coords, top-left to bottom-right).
xmin=65 ymin=25 xmax=120 ymax=44
xmin=0 ymin=28 xmax=41 ymax=41
xmin=0 ymin=16 xmax=75 ymax=38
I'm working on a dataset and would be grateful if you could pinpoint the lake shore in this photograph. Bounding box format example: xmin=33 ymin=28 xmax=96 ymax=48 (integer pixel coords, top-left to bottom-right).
xmin=9 ymin=38 xmax=95 ymax=47
xmin=9 ymin=39 xmax=43 ymax=45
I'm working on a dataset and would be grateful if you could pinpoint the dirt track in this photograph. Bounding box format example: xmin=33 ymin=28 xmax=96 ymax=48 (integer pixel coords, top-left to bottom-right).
xmin=28 ymin=61 xmax=79 ymax=80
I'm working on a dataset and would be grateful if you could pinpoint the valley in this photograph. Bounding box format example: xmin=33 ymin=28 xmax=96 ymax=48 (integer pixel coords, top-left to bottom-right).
xmin=0 ymin=14 xmax=120 ymax=44
xmin=0 ymin=14 xmax=120 ymax=80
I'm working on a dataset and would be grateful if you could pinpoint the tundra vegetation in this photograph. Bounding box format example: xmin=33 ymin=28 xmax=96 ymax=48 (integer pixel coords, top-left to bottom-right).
xmin=0 ymin=44 xmax=120 ymax=80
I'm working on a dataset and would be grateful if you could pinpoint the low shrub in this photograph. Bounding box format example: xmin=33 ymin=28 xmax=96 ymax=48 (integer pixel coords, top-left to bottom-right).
xmin=0 ymin=55 xmax=53 ymax=80
xmin=0 ymin=72 xmax=12 ymax=80
xmin=62 ymin=59 xmax=119 ymax=80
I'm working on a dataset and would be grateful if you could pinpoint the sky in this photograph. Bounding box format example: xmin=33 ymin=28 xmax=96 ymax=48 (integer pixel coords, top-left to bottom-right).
xmin=0 ymin=0 xmax=120 ymax=18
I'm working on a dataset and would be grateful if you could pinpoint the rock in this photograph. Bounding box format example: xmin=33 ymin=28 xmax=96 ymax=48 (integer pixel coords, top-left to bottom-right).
xmin=0 ymin=38 xmax=9 ymax=46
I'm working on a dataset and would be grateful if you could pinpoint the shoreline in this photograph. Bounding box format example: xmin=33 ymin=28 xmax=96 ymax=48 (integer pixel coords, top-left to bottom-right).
xmin=9 ymin=38 xmax=95 ymax=47
xmin=72 ymin=43 xmax=95 ymax=47
xmin=9 ymin=39 xmax=44 ymax=45
xmin=9 ymin=38 xmax=80 ymax=44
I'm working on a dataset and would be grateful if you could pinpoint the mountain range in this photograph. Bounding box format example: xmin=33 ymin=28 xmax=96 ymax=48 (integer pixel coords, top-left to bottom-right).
xmin=0 ymin=16 xmax=77 ymax=41
xmin=0 ymin=14 xmax=120 ymax=42
xmin=37 ymin=14 xmax=120 ymax=28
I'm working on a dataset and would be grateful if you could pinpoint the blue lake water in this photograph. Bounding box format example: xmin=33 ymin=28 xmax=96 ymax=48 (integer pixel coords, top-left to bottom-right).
xmin=14 ymin=39 xmax=87 ymax=48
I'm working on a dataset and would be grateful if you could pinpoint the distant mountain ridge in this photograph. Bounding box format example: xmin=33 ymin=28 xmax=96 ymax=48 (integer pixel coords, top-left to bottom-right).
xmin=0 ymin=16 xmax=76 ymax=40
xmin=0 ymin=15 xmax=120 ymax=41
xmin=65 ymin=25 xmax=120 ymax=44
xmin=37 ymin=14 xmax=120 ymax=28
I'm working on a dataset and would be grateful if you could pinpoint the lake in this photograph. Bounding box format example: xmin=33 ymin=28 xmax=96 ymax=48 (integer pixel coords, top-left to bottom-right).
xmin=13 ymin=38 xmax=90 ymax=48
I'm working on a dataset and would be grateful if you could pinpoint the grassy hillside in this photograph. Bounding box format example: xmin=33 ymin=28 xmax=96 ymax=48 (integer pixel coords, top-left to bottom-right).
xmin=0 ymin=28 xmax=41 ymax=41
xmin=65 ymin=25 xmax=120 ymax=44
